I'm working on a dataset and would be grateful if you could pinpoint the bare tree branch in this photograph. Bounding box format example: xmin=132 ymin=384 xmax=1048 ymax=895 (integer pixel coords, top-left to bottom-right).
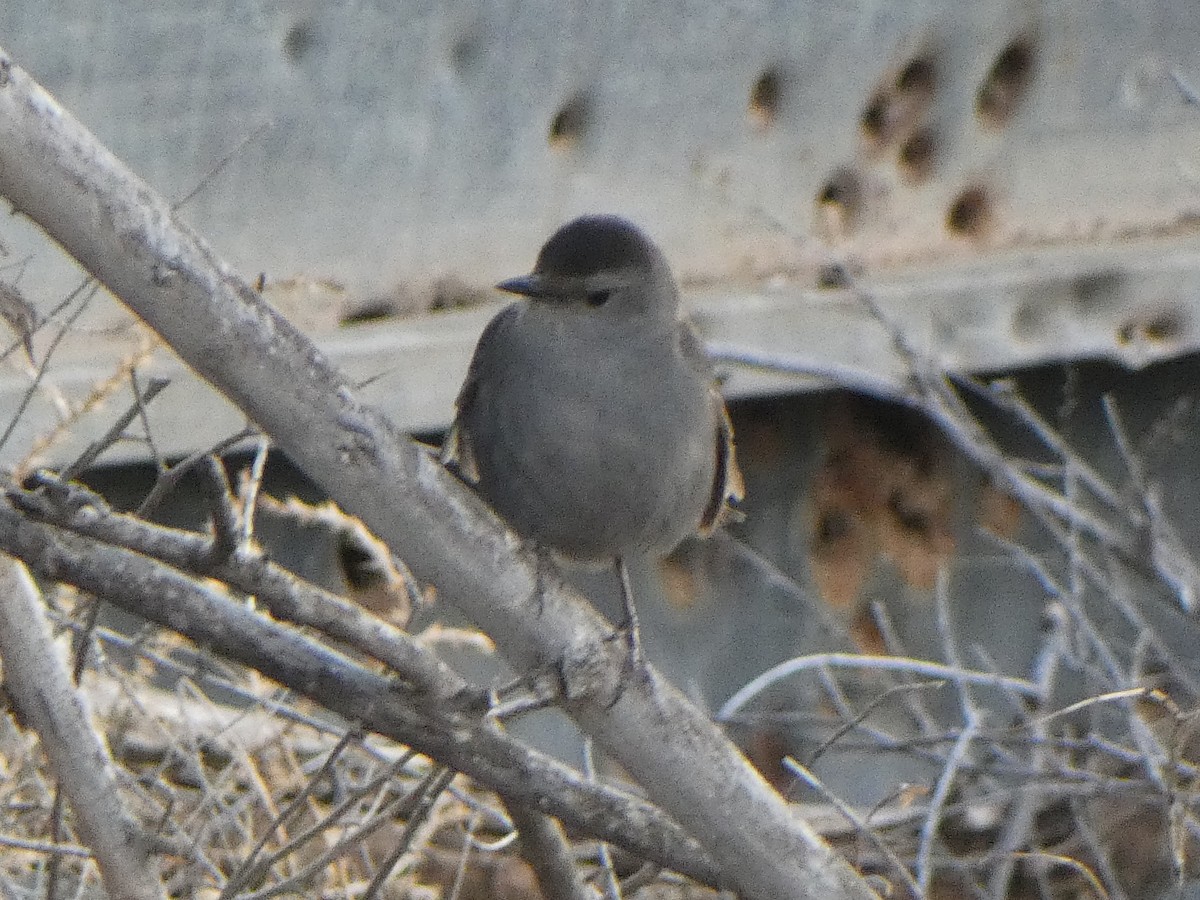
xmin=0 ymin=44 xmax=873 ymax=899
xmin=0 ymin=497 xmax=724 ymax=888
xmin=501 ymin=795 xmax=597 ymax=900
xmin=0 ymin=556 xmax=165 ymax=900
xmin=59 ymin=376 xmax=170 ymax=479
xmin=12 ymin=472 xmax=479 ymax=705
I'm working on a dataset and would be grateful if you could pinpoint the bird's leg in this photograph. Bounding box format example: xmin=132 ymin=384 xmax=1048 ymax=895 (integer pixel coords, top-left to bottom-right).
xmin=614 ymin=557 xmax=645 ymax=669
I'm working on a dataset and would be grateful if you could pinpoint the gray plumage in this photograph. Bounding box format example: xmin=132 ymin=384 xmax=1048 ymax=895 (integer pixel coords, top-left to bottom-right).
xmin=444 ymin=215 xmax=743 ymax=562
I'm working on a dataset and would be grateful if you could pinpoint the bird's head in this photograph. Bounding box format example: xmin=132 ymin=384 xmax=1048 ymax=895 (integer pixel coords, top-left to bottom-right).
xmin=497 ymin=215 xmax=678 ymax=320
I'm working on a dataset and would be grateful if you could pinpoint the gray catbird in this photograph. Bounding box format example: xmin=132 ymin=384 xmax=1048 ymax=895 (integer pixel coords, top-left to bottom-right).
xmin=443 ymin=215 xmax=743 ymax=657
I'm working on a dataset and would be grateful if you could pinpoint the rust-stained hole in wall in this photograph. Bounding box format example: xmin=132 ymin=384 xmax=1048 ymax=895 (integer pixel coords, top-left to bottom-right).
xmin=947 ymin=186 xmax=992 ymax=238
xmin=1071 ymin=270 xmax=1126 ymax=312
xmin=979 ymin=478 xmax=1022 ymax=540
xmin=976 ymin=37 xmax=1037 ymax=126
xmin=339 ymin=299 xmax=398 ymax=326
xmin=807 ymin=398 xmax=956 ymax=638
xmin=658 ymin=555 xmax=702 ymax=612
xmin=815 ymin=168 xmax=863 ymax=237
xmin=898 ymin=126 xmax=937 ymax=182
xmin=335 ymin=527 xmax=413 ymax=627
xmin=815 ymin=508 xmax=856 ymax=546
xmin=817 ymin=262 xmax=853 ymax=289
xmin=809 ymin=500 xmax=872 ymax=615
xmin=742 ymin=727 xmax=794 ymax=793
xmin=861 ymin=51 xmax=937 ymax=147
xmin=878 ymin=478 xmax=955 ymax=595
xmin=748 ymin=67 xmax=783 ymax=129
xmin=887 ymin=490 xmax=934 ymax=538
xmin=429 ymin=276 xmax=493 ymax=312
xmin=548 ymin=94 xmax=592 ymax=150
xmin=1117 ymin=308 xmax=1188 ymax=346
xmin=283 ymin=20 xmax=317 ymax=62
xmin=1143 ymin=310 xmax=1187 ymax=342
xmin=450 ymin=33 xmax=482 ymax=75
xmin=860 ymin=91 xmax=892 ymax=144
xmin=896 ymin=54 xmax=937 ymax=98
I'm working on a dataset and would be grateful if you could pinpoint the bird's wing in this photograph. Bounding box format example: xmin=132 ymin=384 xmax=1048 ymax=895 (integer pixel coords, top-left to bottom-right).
xmin=441 ymin=304 xmax=521 ymax=484
xmin=679 ymin=323 xmax=746 ymax=532
xmin=702 ymin=390 xmax=746 ymax=532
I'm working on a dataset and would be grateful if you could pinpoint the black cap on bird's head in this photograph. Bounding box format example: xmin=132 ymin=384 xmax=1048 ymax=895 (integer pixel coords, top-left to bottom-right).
xmin=496 ymin=215 xmax=677 ymax=316
xmin=532 ymin=215 xmax=661 ymax=277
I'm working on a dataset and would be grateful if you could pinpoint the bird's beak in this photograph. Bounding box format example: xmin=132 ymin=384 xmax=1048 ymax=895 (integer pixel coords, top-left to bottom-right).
xmin=496 ymin=274 xmax=546 ymax=298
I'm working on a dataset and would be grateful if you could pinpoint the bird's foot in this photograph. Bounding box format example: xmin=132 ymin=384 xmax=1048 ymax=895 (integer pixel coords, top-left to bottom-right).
xmin=611 ymin=558 xmax=650 ymax=676
xmin=611 ymin=615 xmax=646 ymax=674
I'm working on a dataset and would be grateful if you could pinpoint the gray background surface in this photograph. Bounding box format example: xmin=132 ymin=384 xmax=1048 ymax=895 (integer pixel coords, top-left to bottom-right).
xmin=1 ymin=1 xmax=1200 ymax=469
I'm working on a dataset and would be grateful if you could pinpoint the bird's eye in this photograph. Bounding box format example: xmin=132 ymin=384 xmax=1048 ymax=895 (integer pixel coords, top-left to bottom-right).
xmin=586 ymin=290 xmax=610 ymax=307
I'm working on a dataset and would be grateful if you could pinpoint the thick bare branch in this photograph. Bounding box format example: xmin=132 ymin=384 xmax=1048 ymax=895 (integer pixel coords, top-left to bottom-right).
xmin=501 ymin=795 xmax=597 ymax=900
xmin=0 ymin=44 xmax=874 ymax=899
xmin=0 ymin=556 xmax=165 ymax=900
xmin=11 ymin=473 xmax=477 ymax=705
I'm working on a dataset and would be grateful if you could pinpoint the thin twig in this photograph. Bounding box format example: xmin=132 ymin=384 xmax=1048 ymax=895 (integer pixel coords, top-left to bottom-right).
xmin=230 ymin=748 xmax=422 ymax=889
xmin=238 ymin=437 xmax=271 ymax=547
xmin=915 ymin=572 xmax=980 ymax=893
xmin=59 ymin=376 xmax=170 ymax=479
xmin=805 ymin=680 xmax=948 ymax=767
xmin=583 ymin=739 xmax=622 ymax=900
xmin=197 ymin=455 xmax=240 ymax=562
xmin=0 ymin=282 xmax=99 ymax=457
xmin=718 ymin=653 xmax=1041 ymax=722
xmin=1170 ymin=68 xmax=1200 ymax=106
xmin=136 ymin=427 xmax=260 ymax=518
xmin=785 ymin=758 xmax=921 ymax=899
xmin=130 ymin=368 xmax=166 ymax=470
xmin=219 ymin=727 xmax=362 ymax=899
xmin=360 ymin=767 xmax=456 ymax=900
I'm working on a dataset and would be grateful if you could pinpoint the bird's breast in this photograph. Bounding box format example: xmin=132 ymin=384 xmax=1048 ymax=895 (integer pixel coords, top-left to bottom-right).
xmin=469 ymin=314 xmax=717 ymax=559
